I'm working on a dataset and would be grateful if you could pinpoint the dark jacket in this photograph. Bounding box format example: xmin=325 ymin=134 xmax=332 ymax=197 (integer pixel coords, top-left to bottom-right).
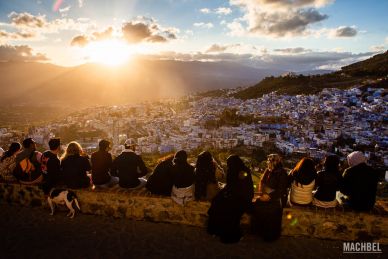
xmin=172 ymin=162 xmax=195 ymax=188
xmin=61 ymin=155 xmax=91 ymax=189
xmin=194 ymin=161 xmax=217 ymax=200
xmin=341 ymin=163 xmax=379 ymax=211
xmin=260 ymin=167 xmax=289 ymax=207
xmin=146 ymin=157 xmax=174 ymax=196
xmin=207 ymin=168 xmax=253 ymax=243
xmin=91 ymin=150 xmax=113 ymax=185
xmin=314 ymin=169 xmax=342 ymax=202
xmin=42 ymin=150 xmax=61 ymax=186
xmin=111 ymin=151 xmax=148 ymax=188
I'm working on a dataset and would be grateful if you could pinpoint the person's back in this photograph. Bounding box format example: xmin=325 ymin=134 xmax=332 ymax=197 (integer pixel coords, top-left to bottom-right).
xmin=146 ymin=155 xmax=174 ymax=195
xmin=172 ymin=162 xmax=195 ymax=188
xmin=112 ymin=151 xmax=147 ymax=188
xmin=91 ymin=150 xmax=112 ymax=185
xmin=62 ymin=154 xmax=91 ymax=189
xmin=289 ymin=157 xmax=317 ymax=205
xmin=14 ymin=138 xmax=43 ymax=184
xmin=42 ymin=150 xmax=61 ymax=185
xmin=342 ymin=162 xmax=378 ymax=211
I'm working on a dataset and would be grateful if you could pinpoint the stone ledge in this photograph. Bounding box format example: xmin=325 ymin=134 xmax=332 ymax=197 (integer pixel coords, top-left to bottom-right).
xmin=1 ymin=182 xmax=387 ymax=244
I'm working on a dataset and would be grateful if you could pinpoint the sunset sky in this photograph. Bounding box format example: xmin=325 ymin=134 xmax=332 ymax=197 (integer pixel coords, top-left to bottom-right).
xmin=0 ymin=0 xmax=387 ymax=70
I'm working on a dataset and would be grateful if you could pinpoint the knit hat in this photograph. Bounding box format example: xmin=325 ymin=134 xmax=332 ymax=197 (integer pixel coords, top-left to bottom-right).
xmin=347 ymin=151 xmax=366 ymax=167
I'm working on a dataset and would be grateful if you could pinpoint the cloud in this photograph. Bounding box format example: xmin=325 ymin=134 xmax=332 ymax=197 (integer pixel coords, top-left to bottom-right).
xmin=0 ymin=30 xmax=37 ymax=42
xmin=193 ymin=22 xmax=214 ymax=29
xmin=145 ymin=49 xmax=375 ymax=72
xmin=200 ymin=7 xmax=232 ymax=15
xmin=70 ymin=17 xmax=178 ymax=47
xmin=215 ymin=7 xmax=232 ymax=15
xmin=274 ymin=47 xmax=311 ymax=54
xmin=78 ymin=0 xmax=84 ymax=8
xmin=70 ymin=35 xmax=89 ymax=47
xmin=229 ymin=0 xmax=332 ymax=37
xmin=334 ymin=26 xmax=357 ymax=37
xmin=0 ymin=44 xmax=48 ymax=62
xmin=59 ymin=6 xmax=71 ymax=17
xmin=9 ymin=12 xmax=46 ymax=28
xmin=92 ymin=27 xmax=113 ymax=41
xmin=206 ymin=43 xmax=242 ymax=53
xmin=370 ymin=45 xmax=386 ymax=52
xmin=386 ymin=36 xmax=388 ymax=44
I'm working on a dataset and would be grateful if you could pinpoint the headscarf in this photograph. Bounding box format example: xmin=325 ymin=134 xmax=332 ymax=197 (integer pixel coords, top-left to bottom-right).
xmin=347 ymin=151 xmax=367 ymax=167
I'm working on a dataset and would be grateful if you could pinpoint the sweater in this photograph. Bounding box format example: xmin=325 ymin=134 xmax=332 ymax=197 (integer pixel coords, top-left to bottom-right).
xmin=91 ymin=150 xmax=113 ymax=185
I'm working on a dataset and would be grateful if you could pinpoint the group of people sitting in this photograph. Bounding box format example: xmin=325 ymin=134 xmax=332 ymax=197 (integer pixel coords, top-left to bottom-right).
xmin=0 ymin=137 xmax=380 ymax=243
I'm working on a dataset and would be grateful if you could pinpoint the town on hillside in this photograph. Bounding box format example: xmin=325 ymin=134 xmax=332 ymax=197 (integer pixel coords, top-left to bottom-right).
xmin=1 ymin=86 xmax=386 ymax=173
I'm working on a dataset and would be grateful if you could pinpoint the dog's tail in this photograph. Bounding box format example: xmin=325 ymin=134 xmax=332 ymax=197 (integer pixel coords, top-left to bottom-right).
xmin=74 ymin=199 xmax=81 ymax=211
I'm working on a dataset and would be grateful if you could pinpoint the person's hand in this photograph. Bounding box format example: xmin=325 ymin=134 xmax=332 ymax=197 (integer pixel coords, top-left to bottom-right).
xmin=259 ymin=193 xmax=271 ymax=202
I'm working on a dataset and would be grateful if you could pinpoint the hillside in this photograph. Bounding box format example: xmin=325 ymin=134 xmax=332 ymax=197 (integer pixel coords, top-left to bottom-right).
xmin=0 ymin=59 xmax=283 ymax=108
xmin=234 ymin=51 xmax=388 ymax=99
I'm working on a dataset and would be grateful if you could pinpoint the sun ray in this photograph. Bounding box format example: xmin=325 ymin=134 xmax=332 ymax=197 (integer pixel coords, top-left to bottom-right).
xmin=84 ymin=40 xmax=133 ymax=66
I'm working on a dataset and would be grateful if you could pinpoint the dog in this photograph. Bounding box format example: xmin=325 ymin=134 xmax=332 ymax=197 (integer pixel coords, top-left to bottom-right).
xmin=47 ymin=189 xmax=80 ymax=218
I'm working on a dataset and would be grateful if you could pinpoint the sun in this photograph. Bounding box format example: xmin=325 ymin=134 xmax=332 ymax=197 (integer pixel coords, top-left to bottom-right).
xmin=84 ymin=40 xmax=132 ymax=66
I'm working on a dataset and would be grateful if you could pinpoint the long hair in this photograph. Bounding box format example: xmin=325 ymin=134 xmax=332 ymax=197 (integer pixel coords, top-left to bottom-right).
xmin=323 ymin=155 xmax=340 ymax=172
xmin=195 ymin=151 xmax=216 ymax=199
xmin=61 ymin=141 xmax=84 ymax=161
xmin=290 ymin=157 xmax=316 ymax=185
xmin=1 ymin=142 xmax=21 ymax=162
xmin=195 ymin=151 xmax=216 ymax=181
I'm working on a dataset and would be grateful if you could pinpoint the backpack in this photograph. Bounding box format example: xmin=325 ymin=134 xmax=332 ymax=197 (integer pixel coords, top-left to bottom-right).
xmin=13 ymin=152 xmax=43 ymax=183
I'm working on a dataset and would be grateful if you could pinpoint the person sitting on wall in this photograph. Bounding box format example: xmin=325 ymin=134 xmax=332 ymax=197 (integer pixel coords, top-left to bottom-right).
xmin=313 ymin=155 xmax=342 ymax=208
xmin=61 ymin=141 xmax=91 ymax=189
xmin=0 ymin=142 xmax=21 ymax=182
xmin=91 ymin=139 xmax=118 ymax=188
xmin=41 ymin=138 xmax=62 ymax=190
xmin=340 ymin=151 xmax=379 ymax=211
xmin=13 ymin=138 xmax=44 ymax=185
xmin=171 ymin=150 xmax=195 ymax=205
xmin=288 ymin=157 xmax=317 ymax=206
xmin=194 ymin=151 xmax=222 ymax=201
xmin=111 ymin=138 xmax=148 ymax=189
xmin=146 ymin=154 xmax=175 ymax=196
xmin=207 ymin=155 xmax=253 ymax=243
xmin=251 ymin=154 xmax=288 ymax=242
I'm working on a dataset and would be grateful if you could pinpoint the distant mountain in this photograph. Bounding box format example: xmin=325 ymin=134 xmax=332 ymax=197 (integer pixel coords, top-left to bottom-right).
xmin=0 ymin=59 xmax=283 ymax=108
xmin=234 ymin=51 xmax=388 ymax=100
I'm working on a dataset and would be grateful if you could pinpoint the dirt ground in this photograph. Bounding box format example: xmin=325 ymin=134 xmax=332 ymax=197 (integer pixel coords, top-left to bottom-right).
xmin=0 ymin=203 xmax=386 ymax=259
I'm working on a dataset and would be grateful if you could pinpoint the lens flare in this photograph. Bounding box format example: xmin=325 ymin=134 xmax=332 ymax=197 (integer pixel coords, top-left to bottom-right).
xmin=53 ymin=0 xmax=63 ymax=12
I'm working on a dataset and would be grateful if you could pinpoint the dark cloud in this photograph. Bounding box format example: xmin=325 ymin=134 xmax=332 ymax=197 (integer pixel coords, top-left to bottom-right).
xmin=250 ymin=9 xmax=328 ymax=36
xmin=274 ymin=47 xmax=310 ymax=53
xmin=8 ymin=12 xmax=46 ymax=28
xmin=145 ymin=50 xmax=375 ymax=72
xmin=0 ymin=44 xmax=48 ymax=62
xmin=122 ymin=20 xmax=177 ymax=44
xmin=70 ymin=35 xmax=89 ymax=47
xmin=335 ymin=26 xmax=357 ymax=37
xmin=122 ymin=22 xmax=153 ymax=43
xmin=230 ymin=0 xmax=332 ymax=37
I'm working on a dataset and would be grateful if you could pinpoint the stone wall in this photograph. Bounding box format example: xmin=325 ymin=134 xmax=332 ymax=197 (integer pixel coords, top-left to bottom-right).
xmin=1 ymin=182 xmax=387 ymax=244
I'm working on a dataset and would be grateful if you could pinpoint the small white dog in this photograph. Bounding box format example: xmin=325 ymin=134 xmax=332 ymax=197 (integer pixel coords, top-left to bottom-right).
xmin=47 ymin=189 xmax=80 ymax=218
